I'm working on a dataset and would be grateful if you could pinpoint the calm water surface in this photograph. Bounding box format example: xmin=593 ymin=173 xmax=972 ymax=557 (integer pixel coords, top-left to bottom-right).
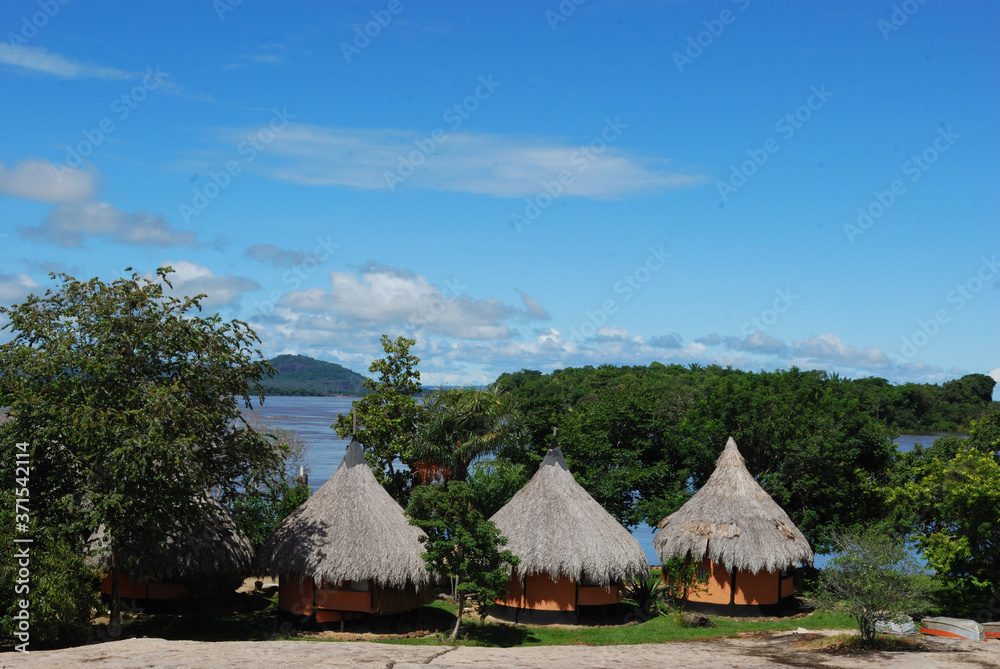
xmin=251 ymin=395 xmax=946 ymax=566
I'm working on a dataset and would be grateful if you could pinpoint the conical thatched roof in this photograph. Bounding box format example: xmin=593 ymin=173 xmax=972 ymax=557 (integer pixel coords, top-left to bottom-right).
xmin=87 ymin=496 xmax=253 ymax=580
xmin=490 ymin=441 xmax=648 ymax=587
xmin=256 ymin=438 xmax=433 ymax=613
xmin=654 ymin=437 xmax=813 ymax=574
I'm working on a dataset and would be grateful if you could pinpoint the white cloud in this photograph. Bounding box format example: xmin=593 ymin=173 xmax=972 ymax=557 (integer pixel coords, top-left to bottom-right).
xmin=21 ymin=202 xmax=197 ymax=248
xmin=792 ymin=333 xmax=890 ymax=369
xmin=277 ymin=263 xmax=548 ymax=340
xmin=235 ymin=124 xmax=706 ymax=198
xmin=742 ymin=331 xmax=788 ymax=356
xmin=649 ymin=332 xmax=684 ymax=349
xmin=0 ymin=273 xmax=40 ymax=304
xmin=159 ymin=261 xmax=259 ymax=308
xmin=0 ymin=44 xmax=131 ymax=80
xmin=0 ymin=160 xmax=96 ymax=203
xmin=990 ymin=368 xmax=1000 ymax=385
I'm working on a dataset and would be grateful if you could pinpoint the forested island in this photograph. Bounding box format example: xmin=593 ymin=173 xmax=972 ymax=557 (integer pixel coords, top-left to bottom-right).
xmin=255 ymin=354 xmax=369 ymax=396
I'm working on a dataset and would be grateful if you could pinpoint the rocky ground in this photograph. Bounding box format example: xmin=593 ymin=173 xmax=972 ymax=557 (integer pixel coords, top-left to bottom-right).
xmin=4 ymin=631 xmax=999 ymax=669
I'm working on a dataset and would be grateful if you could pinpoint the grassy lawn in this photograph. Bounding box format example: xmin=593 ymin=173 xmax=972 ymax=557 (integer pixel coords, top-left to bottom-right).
xmin=368 ymin=600 xmax=856 ymax=647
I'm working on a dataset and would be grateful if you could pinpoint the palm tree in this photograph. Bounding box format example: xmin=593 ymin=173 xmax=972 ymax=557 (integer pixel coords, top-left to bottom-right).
xmin=411 ymin=385 xmax=525 ymax=482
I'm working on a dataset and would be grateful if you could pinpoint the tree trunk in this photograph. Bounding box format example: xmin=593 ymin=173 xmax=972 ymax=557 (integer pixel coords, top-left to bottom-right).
xmin=450 ymin=578 xmax=463 ymax=640
xmin=108 ymin=550 xmax=122 ymax=640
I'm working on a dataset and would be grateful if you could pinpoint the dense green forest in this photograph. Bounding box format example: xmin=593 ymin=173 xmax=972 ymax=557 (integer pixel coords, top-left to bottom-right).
xmin=492 ymin=364 xmax=996 ymax=548
xmin=255 ymin=354 xmax=369 ymax=396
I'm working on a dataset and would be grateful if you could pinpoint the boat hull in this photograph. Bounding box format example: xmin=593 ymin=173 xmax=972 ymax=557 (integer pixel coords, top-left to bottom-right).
xmin=919 ymin=617 xmax=986 ymax=641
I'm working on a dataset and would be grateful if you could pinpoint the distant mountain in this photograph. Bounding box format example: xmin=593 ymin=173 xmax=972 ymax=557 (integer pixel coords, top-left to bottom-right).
xmin=256 ymin=355 xmax=369 ymax=397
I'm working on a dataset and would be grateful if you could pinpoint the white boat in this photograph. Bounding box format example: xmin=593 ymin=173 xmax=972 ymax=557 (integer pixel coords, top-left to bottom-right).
xmin=875 ymin=617 xmax=915 ymax=634
xmin=919 ymin=616 xmax=985 ymax=641
xmin=982 ymin=621 xmax=1000 ymax=639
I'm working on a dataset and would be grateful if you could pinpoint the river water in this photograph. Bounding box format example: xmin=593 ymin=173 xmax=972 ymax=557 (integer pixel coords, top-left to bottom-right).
xmin=250 ymin=395 xmax=949 ymax=566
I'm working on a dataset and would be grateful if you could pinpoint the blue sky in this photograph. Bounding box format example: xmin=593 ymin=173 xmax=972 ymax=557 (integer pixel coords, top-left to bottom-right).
xmin=1 ymin=0 xmax=998 ymax=393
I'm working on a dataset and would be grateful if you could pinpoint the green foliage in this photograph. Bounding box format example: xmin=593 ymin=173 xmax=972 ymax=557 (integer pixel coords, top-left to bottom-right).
xmin=466 ymin=458 xmax=528 ymax=519
xmin=0 ymin=489 xmax=102 ymax=645
xmin=498 ymin=364 xmax=900 ymax=547
xmin=894 ymin=441 xmax=1000 ymax=613
xmin=850 ymin=373 xmax=995 ymax=433
xmin=814 ymin=529 xmax=927 ymax=645
xmin=0 ymin=268 xmax=282 ymax=639
xmin=621 ymin=574 xmax=665 ymax=617
xmin=256 ymin=354 xmax=369 ymax=396
xmin=231 ymin=481 xmax=310 ymax=551
xmin=660 ymin=556 xmax=709 ymax=601
xmin=406 ymin=481 xmax=518 ymax=640
xmin=333 ymin=335 xmax=421 ymax=504
xmin=413 ymin=385 xmax=526 ymax=483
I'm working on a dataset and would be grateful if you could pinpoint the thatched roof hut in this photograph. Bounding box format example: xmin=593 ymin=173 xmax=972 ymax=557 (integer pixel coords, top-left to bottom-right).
xmin=256 ymin=437 xmax=433 ymax=616
xmin=87 ymin=496 xmax=253 ymax=580
xmin=653 ymin=437 xmax=813 ymax=573
xmin=491 ymin=441 xmax=648 ymax=588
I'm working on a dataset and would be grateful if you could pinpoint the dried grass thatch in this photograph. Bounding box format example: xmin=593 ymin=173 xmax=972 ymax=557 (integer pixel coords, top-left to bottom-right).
xmin=654 ymin=437 xmax=813 ymax=574
xmin=256 ymin=437 xmax=434 ymax=615
xmin=87 ymin=496 xmax=253 ymax=580
xmin=490 ymin=442 xmax=648 ymax=587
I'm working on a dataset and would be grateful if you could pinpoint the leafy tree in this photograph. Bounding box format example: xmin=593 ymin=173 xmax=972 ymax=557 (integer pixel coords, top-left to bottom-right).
xmin=0 ymin=269 xmax=282 ymax=639
xmin=412 ymin=385 xmax=525 ymax=483
xmin=894 ymin=443 xmax=1000 ymax=613
xmin=466 ymin=458 xmax=528 ymax=519
xmin=333 ymin=335 xmax=420 ymax=503
xmin=815 ymin=529 xmax=927 ymax=646
xmin=407 ymin=481 xmax=518 ymax=640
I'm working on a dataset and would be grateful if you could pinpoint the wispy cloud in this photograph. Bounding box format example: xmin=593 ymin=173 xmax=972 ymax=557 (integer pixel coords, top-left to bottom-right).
xmin=0 ymin=160 xmax=96 ymax=203
xmin=0 ymin=44 xmax=131 ymax=80
xmin=21 ymin=202 xmax=197 ymax=248
xmin=222 ymin=124 xmax=705 ymax=198
xmin=792 ymin=333 xmax=890 ymax=369
xmin=244 ymin=244 xmax=311 ymax=267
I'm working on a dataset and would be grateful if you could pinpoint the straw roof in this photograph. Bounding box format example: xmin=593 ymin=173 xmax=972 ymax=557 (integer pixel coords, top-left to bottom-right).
xmin=490 ymin=441 xmax=648 ymax=587
xmin=87 ymin=496 xmax=253 ymax=580
xmin=256 ymin=437 xmax=433 ymax=614
xmin=653 ymin=437 xmax=813 ymax=574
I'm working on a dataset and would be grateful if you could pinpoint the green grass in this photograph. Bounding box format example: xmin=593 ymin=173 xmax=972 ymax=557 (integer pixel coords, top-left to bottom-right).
xmin=370 ymin=601 xmax=856 ymax=647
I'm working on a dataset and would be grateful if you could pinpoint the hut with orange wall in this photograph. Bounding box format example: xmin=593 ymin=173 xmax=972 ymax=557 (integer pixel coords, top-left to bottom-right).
xmin=489 ymin=436 xmax=648 ymax=623
xmin=87 ymin=497 xmax=253 ymax=601
xmin=653 ymin=437 xmax=813 ymax=616
xmin=256 ymin=437 xmax=434 ymax=624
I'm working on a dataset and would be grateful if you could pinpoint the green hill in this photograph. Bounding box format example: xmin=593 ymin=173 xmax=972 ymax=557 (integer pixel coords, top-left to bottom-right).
xmin=256 ymin=354 xmax=369 ymax=396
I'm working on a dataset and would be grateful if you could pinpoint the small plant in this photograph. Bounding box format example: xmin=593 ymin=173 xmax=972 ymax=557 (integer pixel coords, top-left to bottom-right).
xmin=622 ymin=574 xmax=665 ymax=618
xmin=660 ymin=556 xmax=709 ymax=601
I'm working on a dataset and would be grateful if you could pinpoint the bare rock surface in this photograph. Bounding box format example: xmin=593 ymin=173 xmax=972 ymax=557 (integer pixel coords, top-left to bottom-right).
xmin=4 ymin=633 xmax=999 ymax=668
